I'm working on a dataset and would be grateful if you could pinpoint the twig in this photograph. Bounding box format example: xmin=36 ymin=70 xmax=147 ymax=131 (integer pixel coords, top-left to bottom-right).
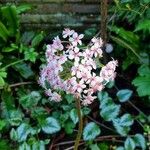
xmin=53 ymin=135 xmax=136 ymax=147
xmin=9 ymin=82 xmax=34 ymax=88
xmin=87 ymin=115 xmax=116 ymax=133
xmin=128 ymin=101 xmax=147 ymax=118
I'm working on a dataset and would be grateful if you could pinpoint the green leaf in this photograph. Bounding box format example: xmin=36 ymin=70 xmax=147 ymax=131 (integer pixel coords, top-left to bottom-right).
xmin=0 ymin=69 xmax=7 ymax=87
xmin=70 ymin=108 xmax=79 ymax=124
xmin=24 ymin=48 xmax=38 ymax=62
xmin=138 ymin=65 xmax=150 ymax=77
xmin=1 ymin=5 xmax=19 ymax=35
xmin=0 ymin=140 xmax=11 ymax=150
xmin=16 ymin=4 xmax=31 ymax=14
xmin=132 ymin=65 xmax=150 ymax=96
xmin=89 ymin=144 xmax=100 ymax=150
xmin=111 ymin=35 xmax=141 ymax=60
xmin=100 ymin=103 xmax=121 ymax=121
xmin=83 ymin=122 xmax=101 ymax=141
xmin=64 ymin=121 xmax=75 ymax=134
xmin=132 ymin=76 xmax=150 ymax=96
xmin=121 ymin=0 xmax=132 ymax=3
xmin=133 ymin=134 xmax=146 ymax=150
xmin=41 ymin=117 xmax=61 ymax=134
xmin=124 ymin=137 xmax=136 ymax=150
xmin=135 ymin=19 xmax=150 ymax=32
xmin=10 ymin=128 xmax=18 ymax=141
xmin=13 ymin=62 xmax=34 ymax=79
xmin=98 ymin=143 xmax=109 ymax=150
xmin=111 ymin=26 xmax=139 ymax=44
xmin=0 ymin=120 xmax=6 ymax=131
xmin=117 ymin=89 xmax=133 ymax=102
xmin=19 ymin=91 xmax=41 ymax=109
xmin=0 ymin=76 xmax=5 ymax=87
xmin=31 ymin=32 xmax=44 ymax=47
xmin=0 ymin=21 xmax=9 ymax=41
xmin=65 ymin=94 xmax=74 ymax=104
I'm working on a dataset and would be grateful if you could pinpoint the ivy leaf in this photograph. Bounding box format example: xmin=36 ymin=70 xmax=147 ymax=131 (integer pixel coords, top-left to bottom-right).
xmin=32 ymin=141 xmax=45 ymax=150
xmin=100 ymin=103 xmax=121 ymax=121
xmin=117 ymin=89 xmax=133 ymax=102
xmin=124 ymin=137 xmax=136 ymax=150
xmin=70 ymin=109 xmax=79 ymax=124
xmin=113 ymin=114 xmax=134 ymax=136
xmin=83 ymin=122 xmax=101 ymax=141
xmin=116 ymin=147 xmax=125 ymax=150
xmin=133 ymin=134 xmax=146 ymax=150
xmin=19 ymin=142 xmax=31 ymax=150
xmin=19 ymin=91 xmax=41 ymax=109
xmin=119 ymin=114 xmax=134 ymax=126
xmin=97 ymin=91 xmax=109 ymax=102
xmin=41 ymin=117 xmax=61 ymax=134
xmin=8 ymin=109 xmax=23 ymax=126
xmin=17 ymin=123 xmax=31 ymax=142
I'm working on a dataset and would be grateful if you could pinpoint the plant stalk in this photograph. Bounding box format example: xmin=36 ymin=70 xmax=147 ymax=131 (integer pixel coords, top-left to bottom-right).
xmin=74 ymin=98 xmax=83 ymax=150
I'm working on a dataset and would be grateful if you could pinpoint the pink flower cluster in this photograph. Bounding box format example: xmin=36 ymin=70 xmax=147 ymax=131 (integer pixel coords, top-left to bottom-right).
xmin=39 ymin=29 xmax=118 ymax=105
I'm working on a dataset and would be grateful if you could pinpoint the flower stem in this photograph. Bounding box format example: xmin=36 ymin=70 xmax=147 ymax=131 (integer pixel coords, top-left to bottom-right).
xmin=74 ymin=98 xmax=83 ymax=150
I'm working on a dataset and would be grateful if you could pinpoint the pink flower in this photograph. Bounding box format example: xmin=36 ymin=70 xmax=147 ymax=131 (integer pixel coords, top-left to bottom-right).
xmin=52 ymin=36 xmax=64 ymax=50
xmin=68 ymin=47 xmax=82 ymax=62
xmin=50 ymin=92 xmax=62 ymax=102
xmin=82 ymin=94 xmax=96 ymax=106
xmin=69 ymin=33 xmax=84 ymax=46
xmin=91 ymin=37 xmax=103 ymax=48
xmin=58 ymin=55 xmax=67 ymax=64
xmin=74 ymin=80 xmax=86 ymax=93
xmin=39 ymin=29 xmax=118 ymax=105
xmin=63 ymin=28 xmax=75 ymax=38
xmin=71 ymin=65 xmax=82 ymax=78
xmin=100 ymin=60 xmax=118 ymax=82
xmin=82 ymin=49 xmax=94 ymax=59
xmin=90 ymin=44 xmax=103 ymax=57
xmin=90 ymin=76 xmax=104 ymax=92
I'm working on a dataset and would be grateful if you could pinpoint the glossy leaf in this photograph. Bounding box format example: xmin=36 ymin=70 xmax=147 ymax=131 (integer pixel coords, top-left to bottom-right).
xmin=41 ymin=117 xmax=61 ymax=134
xmin=124 ymin=137 xmax=136 ymax=150
xmin=117 ymin=89 xmax=133 ymax=102
xmin=83 ymin=122 xmax=101 ymax=141
xmin=70 ymin=108 xmax=79 ymax=124
xmin=133 ymin=134 xmax=146 ymax=150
